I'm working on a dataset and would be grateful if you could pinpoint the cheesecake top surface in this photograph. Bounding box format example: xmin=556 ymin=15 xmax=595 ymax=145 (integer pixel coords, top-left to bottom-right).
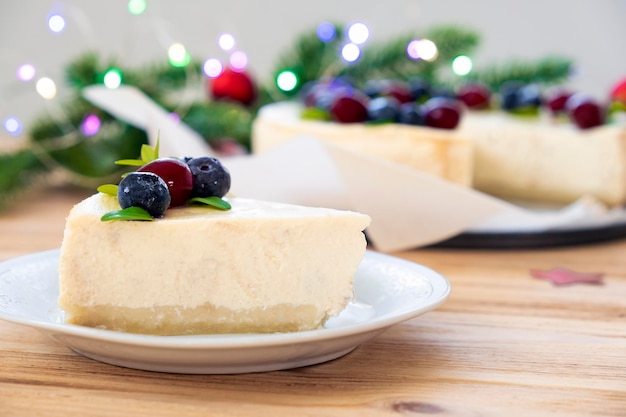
xmin=73 ymin=193 xmax=371 ymax=224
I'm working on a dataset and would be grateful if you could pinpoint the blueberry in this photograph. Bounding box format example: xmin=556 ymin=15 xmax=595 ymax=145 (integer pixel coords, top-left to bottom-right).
xmin=117 ymin=172 xmax=171 ymax=217
xmin=367 ymin=96 xmax=400 ymax=122
xmin=516 ymin=83 xmax=543 ymax=107
xmin=398 ymin=102 xmax=425 ymax=125
xmin=408 ymin=77 xmax=431 ymax=102
xmin=186 ymin=157 xmax=231 ymax=198
xmin=499 ymin=81 xmax=524 ymax=110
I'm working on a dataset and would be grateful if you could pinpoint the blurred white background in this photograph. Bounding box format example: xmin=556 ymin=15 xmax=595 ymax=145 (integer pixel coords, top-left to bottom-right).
xmin=1 ymin=0 xmax=625 ymax=130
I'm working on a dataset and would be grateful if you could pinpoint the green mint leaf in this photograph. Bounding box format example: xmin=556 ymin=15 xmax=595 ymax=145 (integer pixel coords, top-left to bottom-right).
xmin=115 ymin=159 xmax=146 ymax=166
xmin=154 ymin=136 xmax=160 ymax=159
xmin=141 ymin=143 xmax=156 ymax=163
xmin=101 ymin=206 xmax=154 ymax=222
xmin=97 ymin=184 xmax=118 ymax=196
xmin=189 ymin=197 xmax=232 ymax=211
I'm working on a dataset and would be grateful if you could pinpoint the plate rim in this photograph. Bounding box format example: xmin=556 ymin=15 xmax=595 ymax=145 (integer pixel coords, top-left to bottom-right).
xmin=0 ymin=249 xmax=450 ymax=350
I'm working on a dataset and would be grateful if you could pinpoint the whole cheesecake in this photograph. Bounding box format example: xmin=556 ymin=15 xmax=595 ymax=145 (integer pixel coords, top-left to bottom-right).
xmin=252 ymin=101 xmax=626 ymax=206
xmin=58 ymin=193 xmax=370 ymax=335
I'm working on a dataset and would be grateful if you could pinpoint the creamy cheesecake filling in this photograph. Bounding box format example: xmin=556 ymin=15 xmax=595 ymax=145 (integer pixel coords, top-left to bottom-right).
xmin=58 ymin=194 xmax=370 ymax=335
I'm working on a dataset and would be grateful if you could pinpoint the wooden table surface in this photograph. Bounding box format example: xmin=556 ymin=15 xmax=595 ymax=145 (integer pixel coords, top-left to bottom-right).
xmin=1 ymin=185 xmax=625 ymax=417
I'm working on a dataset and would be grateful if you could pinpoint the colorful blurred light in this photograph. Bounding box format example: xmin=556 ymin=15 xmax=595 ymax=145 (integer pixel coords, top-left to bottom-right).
xmin=168 ymin=43 xmax=190 ymax=67
xmin=276 ymin=70 xmax=298 ymax=92
xmin=48 ymin=14 xmax=66 ymax=33
xmin=218 ymin=33 xmax=235 ymax=51
xmin=203 ymin=58 xmax=223 ymax=78
xmin=103 ymin=68 xmax=122 ymax=88
xmin=341 ymin=43 xmax=361 ymax=63
xmin=229 ymin=50 xmax=248 ymax=70
xmin=316 ymin=22 xmax=336 ymax=42
xmin=347 ymin=22 xmax=369 ymax=45
xmin=406 ymin=38 xmax=438 ymax=62
xmin=80 ymin=114 xmax=101 ymax=136
xmin=452 ymin=55 xmax=473 ymax=76
xmin=3 ymin=117 xmax=22 ymax=135
xmin=127 ymin=0 xmax=147 ymax=15
xmin=36 ymin=77 xmax=57 ymax=99
xmin=16 ymin=64 xmax=36 ymax=82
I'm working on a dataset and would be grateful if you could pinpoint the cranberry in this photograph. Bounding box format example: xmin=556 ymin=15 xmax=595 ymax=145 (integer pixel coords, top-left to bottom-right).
xmin=381 ymin=81 xmax=413 ymax=104
xmin=456 ymin=83 xmax=491 ymax=109
xmin=138 ymin=158 xmax=193 ymax=207
xmin=566 ymin=94 xmax=605 ymax=129
xmin=545 ymin=89 xmax=572 ymax=115
xmin=422 ymin=97 xmax=462 ymax=129
xmin=329 ymin=94 xmax=369 ymax=123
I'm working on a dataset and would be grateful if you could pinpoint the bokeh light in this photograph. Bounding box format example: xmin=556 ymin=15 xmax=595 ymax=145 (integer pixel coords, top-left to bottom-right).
xmin=36 ymin=77 xmax=57 ymax=99
xmin=316 ymin=22 xmax=336 ymax=42
xmin=341 ymin=43 xmax=361 ymax=63
xmin=16 ymin=64 xmax=36 ymax=81
xmin=218 ymin=33 xmax=235 ymax=51
xmin=127 ymin=0 xmax=147 ymax=15
xmin=229 ymin=50 xmax=248 ymax=70
xmin=103 ymin=68 xmax=122 ymax=88
xmin=452 ymin=55 xmax=473 ymax=76
xmin=168 ymin=43 xmax=190 ymax=67
xmin=80 ymin=114 xmax=101 ymax=136
xmin=3 ymin=117 xmax=22 ymax=135
xmin=276 ymin=70 xmax=298 ymax=92
xmin=347 ymin=22 xmax=369 ymax=45
xmin=406 ymin=38 xmax=438 ymax=62
xmin=203 ymin=58 xmax=223 ymax=78
xmin=48 ymin=14 xmax=66 ymax=33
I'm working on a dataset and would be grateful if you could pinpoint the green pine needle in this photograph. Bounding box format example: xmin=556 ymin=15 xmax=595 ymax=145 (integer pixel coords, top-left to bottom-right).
xmin=0 ymin=149 xmax=49 ymax=210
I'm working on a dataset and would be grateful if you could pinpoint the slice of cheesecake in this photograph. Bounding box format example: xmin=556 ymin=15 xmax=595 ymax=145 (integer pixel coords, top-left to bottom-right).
xmin=58 ymin=193 xmax=370 ymax=335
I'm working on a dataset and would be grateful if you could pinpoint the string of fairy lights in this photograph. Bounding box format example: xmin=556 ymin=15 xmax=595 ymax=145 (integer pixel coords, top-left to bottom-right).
xmin=1 ymin=0 xmax=475 ymax=139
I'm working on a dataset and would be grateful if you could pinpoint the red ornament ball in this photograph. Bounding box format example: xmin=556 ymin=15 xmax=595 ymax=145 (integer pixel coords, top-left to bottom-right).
xmin=209 ymin=67 xmax=257 ymax=106
xmin=610 ymin=77 xmax=626 ymax=105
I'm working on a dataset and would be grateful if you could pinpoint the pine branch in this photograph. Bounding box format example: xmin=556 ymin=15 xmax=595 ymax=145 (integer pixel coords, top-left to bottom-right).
xmin=29 ymin=98 xmax=148 ymax=178
xmin=180 ymin=102 xmax=254 ymax=149
xmin=470 ymin=56 xmax=573 ymax=90
xmin=0 ymin=149 xmax=49 ymax=210
xmin=270 ymin=24 xmax=346 ymax=98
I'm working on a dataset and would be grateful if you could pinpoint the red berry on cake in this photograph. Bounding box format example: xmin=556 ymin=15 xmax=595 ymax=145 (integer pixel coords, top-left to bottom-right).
xmin=456 ymin=83 xmax=491 ymax=109
xmin=329 ymin=94 xmax=369 ymax=123
xmin=545 ymin=89 xmax=573 ymax=115
xmin=138 ymin=158 xmax=194 ymax=207
xmin=422 ymin=97 xmax=463 ymax=129
xmin=565 ymin=94 xmax=605 ymax=129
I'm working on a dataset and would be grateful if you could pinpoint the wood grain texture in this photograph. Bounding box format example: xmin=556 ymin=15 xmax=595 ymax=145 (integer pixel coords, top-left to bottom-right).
xmin=1 ymin=186 xmax=625 ymax=417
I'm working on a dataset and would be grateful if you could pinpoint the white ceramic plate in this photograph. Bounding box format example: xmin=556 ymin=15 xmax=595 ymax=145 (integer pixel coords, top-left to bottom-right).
xmin=0 ymin=249 xmax=450 ymax=374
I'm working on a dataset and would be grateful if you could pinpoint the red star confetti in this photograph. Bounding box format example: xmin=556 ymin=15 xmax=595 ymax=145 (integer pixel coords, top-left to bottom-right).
xmin=530 ymin=267 xmax=604 ymax=286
